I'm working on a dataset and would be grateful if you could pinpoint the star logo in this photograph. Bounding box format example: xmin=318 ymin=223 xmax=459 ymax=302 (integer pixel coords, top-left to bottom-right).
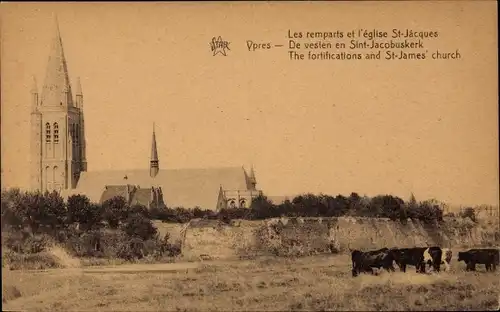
xmin=210 ymin=36 xmax=231 ymax=56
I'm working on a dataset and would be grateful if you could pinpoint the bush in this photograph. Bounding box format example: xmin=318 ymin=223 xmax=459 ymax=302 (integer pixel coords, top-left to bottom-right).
xmin=102 ymin=196 xmax=128 ymax=229
xmin=122 ymin=213 xmax=158 ymax=241
xmin=460 ymin=207 xmax=477 ymax=223
xmin=67 ymin=195 xmax=103 ymax=231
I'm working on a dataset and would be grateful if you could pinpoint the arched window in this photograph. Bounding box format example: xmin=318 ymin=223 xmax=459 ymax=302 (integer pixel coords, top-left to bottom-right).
xmin=69 ymin=124 xmax=74 ymax=144
xmin=53 ymin=123 xmax=59 ymax=144
xmin=45 ymin=123 xmax=51 ymax=143
xmin=239 ymin=198 xmax=247 ymax=208
xmin=72 ymin=124 xmax=76 ymax=145
xmin=75 ymin=124 xmax=79 ymax=145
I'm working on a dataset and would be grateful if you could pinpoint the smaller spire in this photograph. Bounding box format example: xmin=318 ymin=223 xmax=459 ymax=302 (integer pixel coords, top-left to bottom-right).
xmin=250 ymin=164 xmax=256 ymax=179
xmin=150 ymin=122 xmax=159 ymax=178
xmin=151 ymin=123 xmax=158 ymax=160
xmin=249 ymin=164 xmax=257 ymax=189
xmin=30 ymin=76 xmax=38 ymax=94
xmin=75 ymin=77 xmax=83 ymax=96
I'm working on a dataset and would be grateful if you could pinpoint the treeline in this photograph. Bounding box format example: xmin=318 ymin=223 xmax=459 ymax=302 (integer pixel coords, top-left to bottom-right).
xmin=2 ymin=188 xmax=455 ymax=229
xmin=1 ymin=189 xmax=180 ymax=262
xmin=1 ymin=188 xmax=480 ymax=264
xmin=152 ymin=193 xmax=448 ymax=225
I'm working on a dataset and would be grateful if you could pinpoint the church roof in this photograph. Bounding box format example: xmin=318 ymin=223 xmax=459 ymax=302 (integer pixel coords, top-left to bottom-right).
xmin=131 ymin=188 xmax=153 ymax=207
xmin=100 ymin=185 xmax=130 ymax=203
xmin=63 ymin=166 xmax=250 ymax=210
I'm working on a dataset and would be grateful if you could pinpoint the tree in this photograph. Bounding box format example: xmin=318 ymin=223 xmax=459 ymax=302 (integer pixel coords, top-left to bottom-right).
xmin=415 ymin=199 xmax=444 ymax=224
xmin=250 ymin=194 xmax=274 ymax=219
xmin=122 ymin=213 xmax=158 ymax=241
xmin=18 ymin=191 xmax=47 ymax=234
xmin=102 ymin=196 xmax=128 ymax=229
xmin=1 ymin=188 xmax=23 ymax=229
xmin=369 ymin=195 xmax=405 ymax=220
xmin=42 ymin=191 xmax=67 ymax=231
xmin=67 ymin=194 xmax=103 ymax=231
xmin=128 ymin=204 xmax=150 ymax=219
xmin=460 ymin=207 xmax=477 ymax=223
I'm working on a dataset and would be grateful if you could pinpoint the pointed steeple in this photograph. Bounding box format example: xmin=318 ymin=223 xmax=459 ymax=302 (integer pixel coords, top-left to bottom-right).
xmin=151 ymin=123 xmax=158 ymax=161
xmin=31 ymin=76 xmax=39 ymax=111
xmin=249 ymin=164 xmax=257 ymax=189
xmin=75 ymin=77 xmax=83 ymax=96
xmin=40 ymin=15 xmax=73 ymax=107
xmin=150 ymin=123 xmax=159 ymax=177
xmin=30 ymin=76 xmax=38 ymax=94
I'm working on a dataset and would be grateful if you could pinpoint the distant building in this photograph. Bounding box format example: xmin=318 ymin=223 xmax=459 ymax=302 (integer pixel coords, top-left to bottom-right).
xmin=30 ymin=19 xmax=262 ymax=211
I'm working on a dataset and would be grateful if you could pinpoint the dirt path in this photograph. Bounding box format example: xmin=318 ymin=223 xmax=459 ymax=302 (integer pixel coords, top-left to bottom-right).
xmin=10 ymin=253 xmax=341 ymax=275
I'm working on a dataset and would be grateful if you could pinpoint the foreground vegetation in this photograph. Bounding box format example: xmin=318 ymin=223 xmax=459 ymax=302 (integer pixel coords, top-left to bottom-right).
xmin=3 ymin=253 xmax=499 ymax=311
xmin=0 ymin=188 xmax=493 ymax=268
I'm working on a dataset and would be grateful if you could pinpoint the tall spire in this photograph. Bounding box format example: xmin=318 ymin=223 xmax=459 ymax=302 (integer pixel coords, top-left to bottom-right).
xmin=40 ymin=15 xmax=73 ymax=107
xmin=150 ymin=123 xmax=159 ymax=177
xmin=30 ymin=76 xmax=38 ymax=94
xmin=31 ymin=76 xmax=39 ymax=111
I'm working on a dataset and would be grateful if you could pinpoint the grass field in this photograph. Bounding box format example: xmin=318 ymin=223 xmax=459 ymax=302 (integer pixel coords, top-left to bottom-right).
xmin=3 ymin=252 xmax=499 ymax=311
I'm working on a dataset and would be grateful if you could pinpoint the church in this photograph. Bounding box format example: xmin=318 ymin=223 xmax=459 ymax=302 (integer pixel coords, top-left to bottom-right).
xmin=30 ymin=20 xmax=263 ymax=211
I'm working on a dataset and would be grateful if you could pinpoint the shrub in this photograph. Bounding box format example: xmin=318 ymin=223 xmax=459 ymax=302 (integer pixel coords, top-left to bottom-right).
xmin=460 ymin=207 xmax=477 ymax=223
xmin=67 ymin=195 xmax=103 ymax=231
xmin=122 ymin=213 xmax=158 ymax=241
xmin=102 ymin=196 xmax=128 ymax=229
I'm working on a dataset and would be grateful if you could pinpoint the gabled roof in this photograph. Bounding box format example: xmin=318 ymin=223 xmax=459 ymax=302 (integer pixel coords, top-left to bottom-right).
xmin=131 ymin=188 xmax=153 ymax=207
xmin=65 ymin=166 xmax=250 ymax=210
xmin=100 ymin=185 xmax=130 ymax=203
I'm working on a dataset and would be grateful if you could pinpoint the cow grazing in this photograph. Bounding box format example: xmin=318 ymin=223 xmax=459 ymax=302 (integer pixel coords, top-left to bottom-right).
xmin=351 ymin=248 xmax=396 ymax=277
xmin=440 ymin=248 xmax=453 ymax=272
xmin=390 ymin=247 xmax=427 ymax=273
xmin=457 ymin=248 xmax=500 ymax=272
xmin=422 ymin=247 xmax=444 ymax=273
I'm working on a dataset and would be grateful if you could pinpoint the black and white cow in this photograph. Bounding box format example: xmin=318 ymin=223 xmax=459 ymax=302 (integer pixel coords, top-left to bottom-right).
xmin=439 ymin=248 xmax=453 ymax=272
xmin=457 ymin=248 xmax=499 ymax=272
xmin=391 ymin=247 xmax=444 ymax=273
xmin=422 ymin=246 xmax=444 ymax=273
xmin=351 ymin=247 xmax=396 ymax=277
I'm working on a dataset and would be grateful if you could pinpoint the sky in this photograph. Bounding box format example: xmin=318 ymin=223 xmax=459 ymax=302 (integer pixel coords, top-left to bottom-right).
xmin=1 ymin=2 xmax=498 ymax=207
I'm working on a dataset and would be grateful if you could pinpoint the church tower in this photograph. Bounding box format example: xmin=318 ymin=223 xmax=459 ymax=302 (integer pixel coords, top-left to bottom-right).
xmin=150 ymin=123 xmax=159 ymax=178
xmin=30 ymin=18 xmax=87 ymax=192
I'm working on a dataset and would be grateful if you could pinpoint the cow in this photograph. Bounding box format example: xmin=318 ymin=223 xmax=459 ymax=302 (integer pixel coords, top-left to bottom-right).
xmin=422 ymin=246 xmax=444 ymax=273
xmin=351 ymin=248 xmax=396 ymax=277
xmin=391 ymin=246 xmax=445 ymax=274
xmin=439 ymin=248 xmax=453 ymax=272
xmin=390 ymin=247 xmax=427 ymax=273
xmin=457 ymin=248 xmax=500 ymax=272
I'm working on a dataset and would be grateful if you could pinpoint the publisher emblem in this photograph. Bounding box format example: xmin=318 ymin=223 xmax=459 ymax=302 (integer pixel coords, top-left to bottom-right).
xmin=210 ymin=36 xmax=230 ymax=56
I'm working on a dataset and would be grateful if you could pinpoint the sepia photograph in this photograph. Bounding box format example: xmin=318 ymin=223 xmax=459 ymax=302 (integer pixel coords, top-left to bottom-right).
xmin=1 ymin=1 xmax=499 ymax=311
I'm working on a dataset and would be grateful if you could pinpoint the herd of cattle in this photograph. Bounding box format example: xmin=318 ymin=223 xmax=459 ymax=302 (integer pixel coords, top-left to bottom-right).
xmin=350 ymin=246 xmax=500 ymax=277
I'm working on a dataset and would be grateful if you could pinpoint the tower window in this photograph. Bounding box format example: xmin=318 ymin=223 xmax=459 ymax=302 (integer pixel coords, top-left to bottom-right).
xmin=45 ymin=123 xmax=51 ymax=143
xmin=70 ymin=124 xmax=75 ymax=145
xmin=75 ymin=124 xmax=79 ymax=145
xmin=53 ymin=123 xmax=59 ymax=144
